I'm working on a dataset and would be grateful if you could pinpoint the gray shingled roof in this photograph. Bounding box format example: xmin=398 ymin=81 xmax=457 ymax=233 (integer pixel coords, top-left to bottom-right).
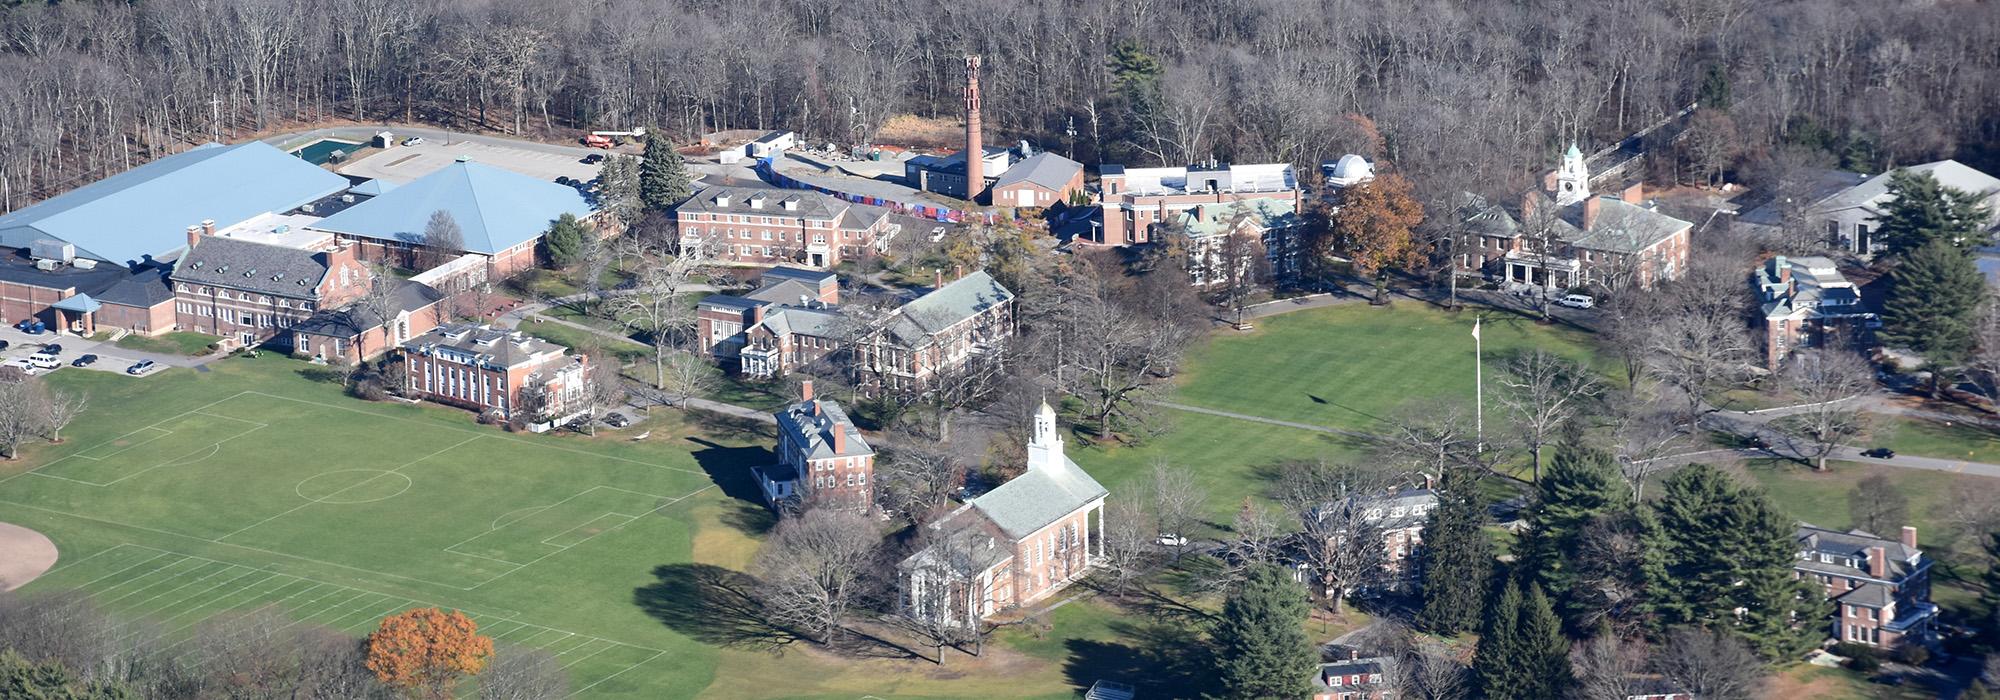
xmin=1837 ymin=582 xmax=1895 ymax=608
xmin=993 ymin=152 xmax=1083 ymax=192
xmin=173 ymin=237 xmax=331 ymax=298
xmin=1562 ymin=197 xmax=1693 ymax=254
xmin=883 ymin=271 xmax=1013 ymax=346
xmin=772 ymin=398 xmax=873 ymax=460
xmin=745 ymin=279 xmax=823 ymax=306
xmin=295 ymin=281 xmax=444 ymax=337
xmin=761 ymin=266 xmax=837 ymax=286
xmin=1816 ymin=160 xmax=2000 ymax=215
xmin=758 ymin=307 xmax=842 ymax=338
xmin=1795 ymin=524 xmax=1922 ymax=580
xmin=95 ymin=267 xmax=175 ymax=308
xmin=677 ymin=186 xmax=846 ymax=220
xmin=400 ymin=321 xmax=571 ymax=369
xmin=969 ymin=455 xmax=1107 ymax=540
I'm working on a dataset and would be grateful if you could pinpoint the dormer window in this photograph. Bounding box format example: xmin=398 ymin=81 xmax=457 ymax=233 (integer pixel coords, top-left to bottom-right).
xmin=748 ymin=193 xmax=766 ymax=209
xmin=715 ymin=194 xmax=731 ymax=207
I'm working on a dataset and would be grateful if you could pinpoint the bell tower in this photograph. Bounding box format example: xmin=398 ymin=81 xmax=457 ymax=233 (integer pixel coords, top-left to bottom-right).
xmin=1554 ymin=142 xmax=1590 ymax=206
xmin=1026 ymin=400 xmax=1063 ymax=472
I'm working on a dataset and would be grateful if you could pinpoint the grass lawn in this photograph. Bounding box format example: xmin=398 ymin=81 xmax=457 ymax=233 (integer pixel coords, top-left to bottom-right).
xmin=1069 ymin=411 xmax=1368 ymax=526
xmin=114 ymin=331 xmax=221 ymax=356
xmin=1869 ymin=414 xmax=2000 ymax=464
xmin=1171 ymin=303 xmax=1607 ymax=434
xmin=517 ymin=320 xmax=649 ymax=363
xmin=0 ymin=355 xmax=1099 ymax=699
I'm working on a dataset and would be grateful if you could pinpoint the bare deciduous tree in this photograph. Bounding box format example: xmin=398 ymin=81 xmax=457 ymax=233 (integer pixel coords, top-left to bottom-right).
xmin=1643 ymin=312 xmax=1753 ymax=419
xmin=1655 ymin=626 xmax=1766 ymax=700
xmin=1396 ymin=639 xmax=1472 ymax=700
xmin=477 ymin=646 xmax=567 ymax=700
xmin=1149 ymin=460 xmax=1206 ymax=560
xmin=1608 ymin=400 xmax=1690 ymax=500
xmin=418 ymin=209 xmax=466 ymax=271
xmin=1496 ymin=350 xmax=1604 ymax=482
xmin=753 ymin=507 xmax=882 ymax=645
xmin=1382 ymin=400 xmax=1478 ymax=478
xmin=877 ymin=436 xmax=965 ymax=525
xmin=1094 ymin=500 xmax=1158 ymax=598
xmin=1967 ymin=296 xmax=2000 ymax=414
xmin=624 ymin=241 xmax=715 ymax=389
xmin=1571 ymin=634 xmax=1653 ymax=700
xmin=1771 ymin=348 xmax=1871 ymax=470
xmin=659 ymin=350 xmax=717 ymax=407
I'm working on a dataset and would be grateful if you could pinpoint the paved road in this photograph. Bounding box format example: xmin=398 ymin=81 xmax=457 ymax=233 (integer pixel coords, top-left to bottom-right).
xmin=261 ymin=124 xmax=607 ymax=158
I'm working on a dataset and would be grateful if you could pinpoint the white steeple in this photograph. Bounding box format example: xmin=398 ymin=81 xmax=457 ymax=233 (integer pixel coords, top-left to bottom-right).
xmin=1554 ymin=142 xmax=1590 ymax=205
xmin=1026 ymin=400 xmax=1063 ymax=472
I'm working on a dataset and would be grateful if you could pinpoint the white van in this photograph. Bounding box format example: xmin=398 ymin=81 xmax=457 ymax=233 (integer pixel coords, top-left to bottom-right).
xmin=26 ymin=353 xmax=59 ymax=370
xmin=1557 ymin=293 xmax=1596 ymax=309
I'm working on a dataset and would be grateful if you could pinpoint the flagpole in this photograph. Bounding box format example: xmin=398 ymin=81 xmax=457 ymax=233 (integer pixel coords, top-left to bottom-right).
xmin=1473 ymin=316 xmax=1483 ymax=452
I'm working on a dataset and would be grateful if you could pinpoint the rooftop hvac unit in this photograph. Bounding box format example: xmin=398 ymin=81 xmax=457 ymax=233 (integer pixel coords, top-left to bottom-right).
xmin=34 ymin=259 xmax=60 ymax=271
xmin=71 ymin=259 xmax=97 ymax=270
xmin=29 ymin=239 xmax=74 ymax=264
xmin=341 ymin=194 xmax=355 ymax=203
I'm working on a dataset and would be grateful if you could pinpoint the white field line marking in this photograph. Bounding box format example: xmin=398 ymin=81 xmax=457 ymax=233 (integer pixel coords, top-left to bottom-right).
xmin=214 ymin=435 xmax=483 ymax=542
xmin=540 ymin=513 xmax=639 ymax=547
xmin=466 ymin=485 xmax=711 ymax=591
xmin=96 ymin=557 xmax=205 ymax=605
xmin=30 ymin=413 xmax=265 ymax=487
xmin=116 ymin=562 xmax=245 ymax=614
xmin=154 ymin=579 xmax=324 ymax=654
xmin=560 ymin=643 xmax=614 ymax=670
xmin=0 ymin=391 xmax=255 ymax=488
xmin=144 ymin=572 xmax=292 ymax=645
xmin=111 ymin=567 xmax=267 ymax=645
xmin=71 ymin=426 xmax=174 ymax=461
xmin=564 ymin=651 xmax=664 ymax=698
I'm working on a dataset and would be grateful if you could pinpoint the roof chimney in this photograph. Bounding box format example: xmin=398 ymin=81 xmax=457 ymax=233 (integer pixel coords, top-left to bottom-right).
xmin=201 ymin=219 xmax=216 ymax=236
xmin=1620 ymin=182 xmax=1645 ymax=204
xmin=832 ymin=425 xmax=847 ymax=453
xmin=1867 ymin=545 xmax=1887 ymax=578
xmin=935 ymin=269 xmax=944 ymax=288
xmin=1901 ymin=526 xmax=1918 ymax=551
xmin=1520 ymin=192 xmax=1538 ymax=222
xmin=953 ymin=264 xmax=963 ymax=280
xmin=186 ymin=225 xmax=202 ymax=250
xmin=1582 ymin=196 xmax=1602 ymax=230
xmin=800 ymin=379 xmax=814 ymax=402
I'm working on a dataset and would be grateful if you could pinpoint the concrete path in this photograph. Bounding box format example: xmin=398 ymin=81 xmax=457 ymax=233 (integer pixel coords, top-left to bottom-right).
xmin=1153 ymin=401 xmax=1375 ymax=442
xmin=0 ymin=522 xmax=57 ymax=591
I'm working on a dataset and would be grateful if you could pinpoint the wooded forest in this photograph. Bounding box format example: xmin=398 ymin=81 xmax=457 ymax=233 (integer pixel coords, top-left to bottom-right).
xmin=3 ymin=0 xmax=1998 ymax=214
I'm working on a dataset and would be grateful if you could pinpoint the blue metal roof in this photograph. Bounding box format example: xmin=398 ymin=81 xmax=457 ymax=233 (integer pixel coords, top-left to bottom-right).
xmin=51 ymin=293 xmax=101 ymax=313
xmin=307 ymin=162 xmax=592 ymax=256
xmin=0 ymin=142 xmax=349 ymax=267
xmin=348 ymin=179 xmax=398 ymax=197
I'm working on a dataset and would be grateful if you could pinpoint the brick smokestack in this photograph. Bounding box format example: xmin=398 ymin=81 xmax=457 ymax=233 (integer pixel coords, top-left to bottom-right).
xmin=964 ymin=55 xmax=983 ymax=204
xmin=1582 ymin=196 xmax=1602 ymax=230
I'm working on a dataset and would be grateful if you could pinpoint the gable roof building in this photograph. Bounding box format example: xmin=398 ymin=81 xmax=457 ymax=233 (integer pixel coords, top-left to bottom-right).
xmin=858 ymin=270 xmax=1016 ymax=393
xmin=1755 ymin=255 xmax=1871 ymax=369
xmin=1794 ymin=523 xmax=1936 ymax=648
xmin=0 ymin=142 xmax=348 ymax=266
xmin=309 ymin=161 xmax=592 ymax=257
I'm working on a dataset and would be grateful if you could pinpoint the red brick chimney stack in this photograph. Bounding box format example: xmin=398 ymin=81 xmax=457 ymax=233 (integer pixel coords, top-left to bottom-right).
xmin=964 ymin=55 xmax=983 ymax=204
xmin=935 ymin=269 xmax=944 ymax=289
xmin=1582 ymin=196 xmax=1602 ymax=230
xmin=1867 ymin=545 xmax=1887 ymax=578
xmin=201 ymin=219 xmax=216 ymax=236
xmin=801 ymin=379 xmax=814 ymax=403
xmin=186 ymin=225 xmax=202 ymax=250
xmin=831 ymin=425 xmax=847 ymax=453
xmin=1901 ymin=526 xmax=1918 ymax=551
xmin=1520 ymin=192 xmax=1538 ymax=222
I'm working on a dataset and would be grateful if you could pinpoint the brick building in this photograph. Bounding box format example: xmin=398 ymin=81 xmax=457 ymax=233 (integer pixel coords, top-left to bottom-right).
xmin=309 ymin=161 xmax=593 ymax=281
xmin=1755 ymin=255 xmax=1871 ymax=369
xmin=899 ymin=401 xmax=1107 ymax=625
xmin=171 ymin=234 xmax=373 ymax=351
xmin=1303 ymin=486 xmax=1438 ymax=596
xmin=1794 ymin=524 xmax=1936 ymax=648
xmin=1168 ymin=198 xmax=1305 ymax=285
xmin=852 ymin=270 xmax=1015 ymax=393
xmin=989 ymin=152 xmax=1084 ymax=209
xmin=1091 ymin=162 xmax=1300 ymax=246
xmin=289 ymin=281 xmax=446 ymax=365
xmin=400 ymin=323 xmax=592 ymax=426
xmin=754 ymin=381 xmax=876 ymax=512
xmin=1452 ymin=147 xmax=1691 ymax=292
xmin=695 ymin=267 xmax=842 ymax=373
xmin=675 ymin=187 xmax=894 ymax=269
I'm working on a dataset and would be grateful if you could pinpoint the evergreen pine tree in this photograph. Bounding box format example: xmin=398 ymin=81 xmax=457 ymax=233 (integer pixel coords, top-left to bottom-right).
xmin=1874 ymin=170 xmax=1993 ymax=259
xmin=1515 ymin=583 xmax=1577 ymax=699
xmin=1650 ymin=464 xmax=1743 ymax=628
xmin=597 ymin=154 xmax=644 ymax=227
xmin=1414 ymin=468 xmax=1495 ymax=635
xmin=1728 ymin=495 xmax=1828 ymax=660
xmin=1212 ymin=563 xmax=1318 ymax=700
xmin=1515 ymin=444 xmax=1629 ymax=625
xmin=1650 ymin=464 xmax=1825 ymax=660
xmin=639 ymin=131 xmax=692 ymax=211
xmin=1880 ymin=238 xmax=1987 ymax=374
xmin=1981 ymin=532 xmax=2000 ymax=645
xmin=1472 ymin=579 xmax=1525 ymax=698
xmin=544 ymin=213 xmax=587 ymax=267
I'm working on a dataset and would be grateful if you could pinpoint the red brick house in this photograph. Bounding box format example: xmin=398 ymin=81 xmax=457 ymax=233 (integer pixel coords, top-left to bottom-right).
xmin=171 ymin=234 xmax=373 ymax=351
xmin=1756 ymin=255 xmax=1870 ymax=369
xmin=675 ymin=187 xmax=894 ymax=269
xmin=1452 ymin=147 xmax=1691 ymax=292
xmin=1091 ymin=163 xmax=1300 ymax=246
xmin=695 ymin=267 xmax=841 ymax=371
xmin=754 ymin=380 xmax=876 ymax=512
xmin=899 ymin=401 xmax=1107 ymax=625
xmin=289 ymin=281 xmax=446 ymax=365
xmin=852 ymin=270 xmax=1015 ymax=394
xmin=989 ymin=152 xmax=1084 ymax=209
xmin=1795 ymin=524 xmax=1936 ymax=648
xmin=400 ymin=323 xmax=592 ymax=427
xmin=1311 ymin=652 xmax=1393 ymax=700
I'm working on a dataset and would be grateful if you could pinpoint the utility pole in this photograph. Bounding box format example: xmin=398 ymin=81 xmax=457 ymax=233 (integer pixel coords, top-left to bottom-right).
xmin=209 ymin=95 xmax=223 ymax=143
xmin=1473 ymin=316 xmax=1483 ymax=451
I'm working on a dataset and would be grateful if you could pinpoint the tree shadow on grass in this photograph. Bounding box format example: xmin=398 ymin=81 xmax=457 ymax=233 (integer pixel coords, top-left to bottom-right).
xmin=687 ymin=408 xmax=777 ymax=440
xmin=1063 ymin=618 xmax=1214 ymax=698
xmin=634 ymin=563 xmax=803 ymax=650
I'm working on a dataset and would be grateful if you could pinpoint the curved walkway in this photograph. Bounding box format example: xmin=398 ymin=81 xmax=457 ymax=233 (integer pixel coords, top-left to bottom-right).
xmin=0 ymin=522 xmax=57 ymax=591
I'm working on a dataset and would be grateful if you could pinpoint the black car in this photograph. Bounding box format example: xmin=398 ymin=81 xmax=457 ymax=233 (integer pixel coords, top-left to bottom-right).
xmin=40 ymin=343 xmax=61 ymax=356
xmin=602 ymin=412 xmax=631 ymax=428
xmin=71 ymin=354 xmax=98 ymax=367
xmin=555 ymin=176 xmax=575 ymax=186
xmin=1862 ymin=447 xmax=1897 ymax=459
xmin=581 ymin=153 xmax=605 ymax=165
xmin=0 ymin=340 xmax=12 ymax=351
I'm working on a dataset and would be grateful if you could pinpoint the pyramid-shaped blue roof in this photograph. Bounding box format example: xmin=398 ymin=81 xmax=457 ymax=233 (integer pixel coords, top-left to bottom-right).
xmin=0 ymin=142 xmax=349 ymax=266
xmin=308 ymin=162 xmax=592 ymax=256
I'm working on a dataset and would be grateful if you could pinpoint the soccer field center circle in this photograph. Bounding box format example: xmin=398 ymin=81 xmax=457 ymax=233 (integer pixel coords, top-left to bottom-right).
xmin=294 ymin=469 xmax=413 ymax=504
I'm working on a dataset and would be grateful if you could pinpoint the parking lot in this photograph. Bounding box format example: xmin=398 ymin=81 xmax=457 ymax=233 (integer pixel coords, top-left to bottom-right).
xmin=337 ymin=138 xmax=605 ymax=185
xmin=0 ymin=326 xmax=192 ymax=379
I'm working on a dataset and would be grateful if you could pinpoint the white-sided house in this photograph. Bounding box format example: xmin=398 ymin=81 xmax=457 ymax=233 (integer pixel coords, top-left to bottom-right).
xmin=1797 ymin=160 xmax=2000 ymax=255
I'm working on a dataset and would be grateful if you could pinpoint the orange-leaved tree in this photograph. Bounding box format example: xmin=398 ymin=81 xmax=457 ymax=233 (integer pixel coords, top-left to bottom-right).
xmin=1331 ymin=171 xmax=1426 ymax=303
xmin=364 ymin=607 xmax=494 ymax=700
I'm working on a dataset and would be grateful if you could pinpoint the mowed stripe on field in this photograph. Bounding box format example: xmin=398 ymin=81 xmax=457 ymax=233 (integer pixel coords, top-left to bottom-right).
xmin=38 ymin=544 xmax=667 ymax=697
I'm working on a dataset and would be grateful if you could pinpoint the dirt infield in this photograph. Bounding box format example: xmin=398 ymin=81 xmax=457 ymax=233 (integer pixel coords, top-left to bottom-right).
xmin=0 ymin=522 xmax=57 ymax=591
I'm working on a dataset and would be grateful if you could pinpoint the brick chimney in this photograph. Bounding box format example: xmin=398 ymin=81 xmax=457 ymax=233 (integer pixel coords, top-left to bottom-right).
xmin=953 ymin=264 xmax=963 ymax=280
xmin=935 ymin=269 xmax=944 ymax=288
xmin=1520 ymin=192 xmax=1538 ymax=222
xmin=963 ymin=55 xmax=984 ymax=203
xmin=749 ymin=304 xmax=766 ymax=325
xmin=1620 ymin=182 xmax=1645 ymax=204
xmin=831 ymin=425 xmax=847 ymax=453
xmin=201 ymin=219 xmax=216 ymax=236
xmin=1901 ymin=526 xmax=1918 ymax=551
xmin=186 ymin=225 xmax=202 ymax=250
xmin=800 ymin=379 xmax=814 ymax=402
xmin=1867 ymin=545 xmax=1887 ymax=578
xmin=1581 ymin=196 xmax=1602 ymax=230
xmin=1775 ymin=256 xmax=1791 ymax=286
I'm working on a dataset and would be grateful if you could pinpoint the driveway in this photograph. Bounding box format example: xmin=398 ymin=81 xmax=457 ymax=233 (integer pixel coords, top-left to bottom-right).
xmin=0 ymin=326 xmax=213 ymax=379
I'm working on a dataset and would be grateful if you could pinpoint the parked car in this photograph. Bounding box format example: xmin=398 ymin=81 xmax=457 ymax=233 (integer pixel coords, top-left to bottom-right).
xmin=126 ymin=360 xmax=156 ymax=375
xmin=402 ymin=136 xmax=425 ymax=146
xmin=26 ymin=353 xmax=59 ymax=370
xmin=71 ymin=354 xmax=98 ymax=367
xmin=13 ymin=319 xmax=43 ymax=334
xmin=1 ymin=358 xmax=38 ymax=375
xmin=0 ymin=340 xmax=12 ymax=351
xmin=1862 ymin=447 xmax=1897 ymax=459
xmin=39 ymin=343 xmax=61 ymax=356
xmin=1157 ymin=533 xmax=1189 ymax=547
xmin=580 ymin=153 xmax=605 ymax=165
xmin=602 ymin=412 xmax=631 ymax=428
xmin=1556 ymin=293 xmax=1596 ymax=309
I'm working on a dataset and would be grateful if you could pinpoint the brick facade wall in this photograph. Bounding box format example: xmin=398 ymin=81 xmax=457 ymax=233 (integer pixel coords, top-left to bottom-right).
xmin=677 ymin=211 xmax=886 ymax=268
